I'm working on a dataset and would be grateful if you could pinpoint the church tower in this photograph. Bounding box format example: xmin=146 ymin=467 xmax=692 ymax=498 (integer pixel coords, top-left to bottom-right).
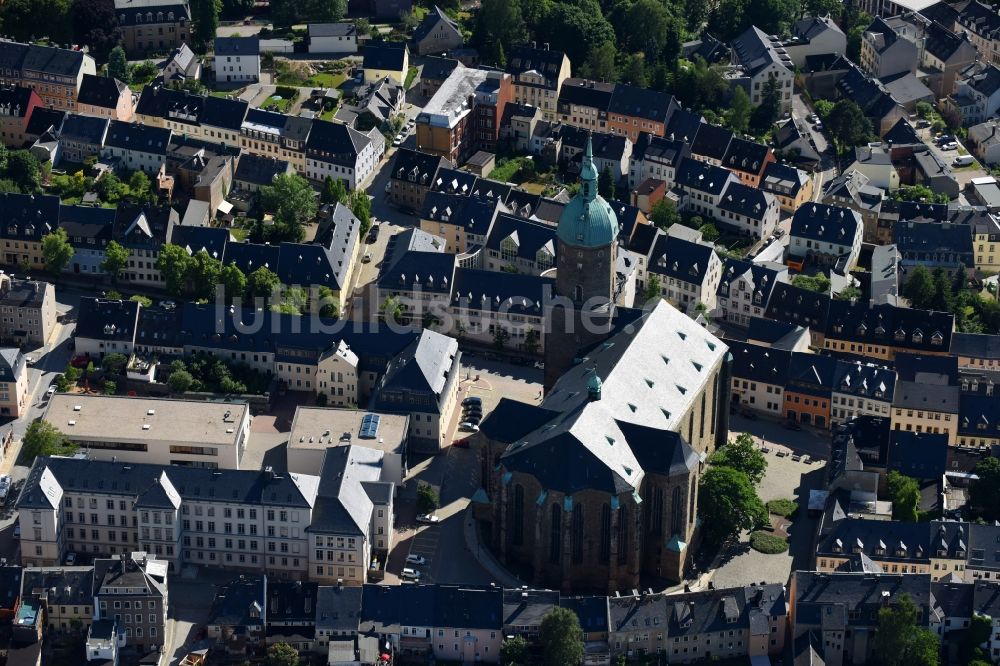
xmin=544 ymin=135 xmax=621 ymax=389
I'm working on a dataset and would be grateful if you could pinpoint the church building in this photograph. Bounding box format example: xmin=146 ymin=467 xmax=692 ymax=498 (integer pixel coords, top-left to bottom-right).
xmin=476 ymin=136 xmax=731 ymax=593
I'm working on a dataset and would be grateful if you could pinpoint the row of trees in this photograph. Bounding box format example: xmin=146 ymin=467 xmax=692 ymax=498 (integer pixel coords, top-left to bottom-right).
xmin=902 ymin=265 xmax=1000 ymax=334
xmin=166 ymin=354 xmax=271 ymax=395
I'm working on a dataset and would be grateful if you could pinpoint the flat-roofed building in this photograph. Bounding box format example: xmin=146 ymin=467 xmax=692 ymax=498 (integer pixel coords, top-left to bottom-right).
xmin=286 ymin=406 xmax=408 ymax=485
xmin=42 ymin=394 xmax=251 ymax=469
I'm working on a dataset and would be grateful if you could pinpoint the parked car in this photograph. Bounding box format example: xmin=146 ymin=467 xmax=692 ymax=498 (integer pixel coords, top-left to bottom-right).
xmin=0 ymin=475 xmax=10 ymax=500
xmin=65 ymin=552 xmax=77 ymax=566
xmin=405 ymin=554 xmax=426 ymax=565
xmin=941 ymin=141 xmax=959 ymax=150
xmin=416 ymin=514 xmax=441 ymax=524
xmin=362 ymin=252 xmax=372 ymax=263
xmin=936 ymin=134 xmax=955 ymax=146
xmin=459 ymin=421 xmax=480 ymax=432
xmin=461 ymin=396 xmax=482 ymax=408
xmin=24 ymin=356 xmax=35 ymax=366
xmin=954 ymin=155 xmax=975 ymax=167
xmin=368 ymin=224 xmax=380 ymax=243
xmin=46 ymin=385 xmax=56 ymax=398
xmin=12 ymin=523 xmax=19 ymax=539
xmin=784 ymin=420 xmax=802 ymax=431
xmin=401 ymin=567 xmax=422 ymax=581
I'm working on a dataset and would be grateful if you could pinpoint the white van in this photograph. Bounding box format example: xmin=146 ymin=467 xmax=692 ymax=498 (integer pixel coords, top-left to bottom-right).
xmin=953 ymin=154 xmax=975 ymax=167
xmin=401 ymin=567 xmax=421 ymax=581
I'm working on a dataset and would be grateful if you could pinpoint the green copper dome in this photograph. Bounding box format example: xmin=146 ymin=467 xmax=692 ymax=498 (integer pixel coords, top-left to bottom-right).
xmin=557 ymin=134 xmax=620 ymax=248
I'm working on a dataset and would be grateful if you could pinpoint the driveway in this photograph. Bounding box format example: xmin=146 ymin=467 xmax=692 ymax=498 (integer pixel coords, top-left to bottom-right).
xmin=918 ymin=127 xmax=989 ymax=190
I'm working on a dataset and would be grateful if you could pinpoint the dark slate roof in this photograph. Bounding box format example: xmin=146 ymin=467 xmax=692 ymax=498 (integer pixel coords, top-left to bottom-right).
xmin=17 ymin=455 xmax=316 ymax=511
xmin=632 ymin=132 xmax=690 ymax=167
xmin=413 ymin=6 xmax=461 ymax=44
xmin=794 ymin=571 xmax=932 ymax=629
xmin=420 ymin=55 xmax=459 ymax=82
xmin=924 ymin=20 xmax=971 ymax=63
xmin=561 ymin=125 xmax=629 ymax=162
xmin=607 ymin=199 xmax=645 ymax=244
xmin=451 ymin=268 xmax=551 ymax=316
xmin=316 ymin=584 xmax=363 ymax=634
xmin=968 ymin=523 xmax=1000 ymax=573
xmin=25 ymin=107 xmax=64 ymax=137
xmin=362 ymin=42 xmax=408 ymax=71
xmin=959 ymin=393 xmax=1000 ymax=439
xmin=674 ymin=158 xmax=734 ymax=195
xmin=727 ymin=340 xmax=792 ymax=386
xmin=560 ymin=595 xmax=610 ymax=633
xmin=668 ymin=584 xmax=786 ymax=639
xmin=112 ymin=203 xmax=177 ymax=250
xmin=764 ymin=282 xmax=831 ymax=330
xmin=208 ymin=576 xmax=265 ymax=629
xmin=664 ymin=109 xmax=703 ymax=143
xmin=608 ymin=84 xmax=677 ymax=124
xmin=815 ymin=518 xmax=936 ymax=562
xmin=558 ymin=78 xmax=615 ymax=111
xmin=761 ymin=162 xmax=807 ymax=199
xmin=433 ymin=586 xmax=502 ymax=630
xmin=0 ymin=85 xmax=35 ymax=118
xmin=59 ymin=204 xmax=114 ymax=247
xmin=135 ymin=85 xmax=203 ymax=123
xmin=647 ymin=235 xmax=714 ymax=283
xmin=21 ymin=567 xmax=93 ymax=607
xmin=478 ymin=398 xmax=560 ymax=444
xmin=883 ymin=118 xmax=922 ymax=147
xmin=721 ymin=137 xmax=770 ymax=175
xmin=104 ymin=119 xmax=171 ymax=153
xmin=484 ymin=213 xmax=556 ymax=260
xmin=306 ymin=119 xmax=370 ymax=160
xmin=116 ymin=2 xmax=190 ymax=26
xmin=58 ymin=113 xmax=109 ymax=145
xmin=691 ymin=123 xmax=733 ymax=161
xmin=371 ymin=330 xmax=458 ymax=415
xmin=787 ymin=352 xmax=837 ymax=394
xmin=718 ymin=182 xmax=772 ymax=220
xmin=309 ymin=22 xmax=356 ymax=38
xmin=825 ymin=302 xmax=954 ymax=354
xmin=0 ymin=279 xmax=47 ymax=309
xmin=506 ymin=44 xmax=567 ymax=84
xmin=234 ymin=153 xmax=291 ymax=187
xmin=503 ymin=589 xmax=559 ymax=629
xmin=717 ymin=258 xmax=783 ymax=303
xmin=430 ymin=166 xmax=477 ymax=195
xmin=746 ymin=317 xmax=802 ymax=345
xmin=75 ymin=297 xmax=141 ymax=342
xmin=888 ymin=431 xmax=948 ymax=479
xmin=0 ymin=349 xmax=23 ymax=383
xmin=832 ymin=360 xmax=895 ymax=401
xmin=169 ymin=225 xmax=229 ymax=259
xmin=951 ymin=332 xmax=1000 ymax=360
xmin=0 ymin=42 xmax=86 ymax=77
xmin=893 ymin=221 xmax=974 ymax=263
xmin=391 ymin=147 xmax=449 ymax=185
xmin=78 ymin=74 xmax=127 ymax=109
xmin=201 ymin=95 xmax=249 ymax=131
xmin=214 ymin=36 xmax=260 ymax=57
xmin=790 ymin=203 xmax=861 ymax=244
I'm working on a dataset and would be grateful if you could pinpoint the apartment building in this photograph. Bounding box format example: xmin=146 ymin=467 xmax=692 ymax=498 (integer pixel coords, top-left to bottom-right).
xmin=20 ymin=566 xmax=94 ymax=633
xmin=17 ymin=449 xmax=389 ymax=584
xmin=0 ymin=276 xmax=55 ymax=346
xmin=76 ymin=74 xmax=134 ymax=121
xmin=728 ymin=341 xmax=792 ymax=419
xmin=113 ymin=203 xmax=178 ymax=289
xmin=0 ymin=41 xmax=96 ymax=111
xmin=414 ymin=68 xmax=493 ymax=164
xmin=647 ymin=234 xmax=723 ymax=311
xmin=716 ymin=181 xmax=780 ymax=240
xmin=103 ymin=120 xmax=171 ymax=175
xmin=240 ymin=108 xmax=312 ymax=174
xmin=505 ymin=44 xmax=571 ymax=121
xmin=92 ymin=552 xmax=168 ymax=652
xmin=115 ymin=0 xmax=191 ymax=55
xmin=788 ymin=203 xmax=863 ymax=271
xmin=213 ymin=36 xmax=260 ymax=84
xmin=890 ymin=354 xmax=960 ymax=444
xmin=387 ymin=148 xmax=452 ymax=213
xmin=714 ymin=259 xmax=787 ymax=328
xmin=42 ymin=395 xmax=251 ymax=469
xmin=729 ymin=26 xmax=794 ymax=112
xmin=830 ymin=361 xmax=896 ymax=425
xmin=0 ymin=192 xmax=60 ymax=272
xmin=823 ymin=301 xmax=954 ymax=361
xmin=628 ymin=132 xmax=690 ymax=191
xmin=362 ymin=42 xmax=408 ymax=85
xmin=305 ymin=119 xmax=384 ymax=189
xmin=0 ymin=85 xmax=42 ymax=149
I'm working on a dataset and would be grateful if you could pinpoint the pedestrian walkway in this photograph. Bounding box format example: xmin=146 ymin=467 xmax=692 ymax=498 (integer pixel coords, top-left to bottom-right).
xmin=463 ymin=508 xmax=525 ymax=589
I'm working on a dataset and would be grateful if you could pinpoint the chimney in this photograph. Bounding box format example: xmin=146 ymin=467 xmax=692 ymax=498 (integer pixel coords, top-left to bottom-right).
xmin=544 ymin=43 xmax=550 ymax=50
xmin=531 ymin=41 xmax=537 ymax=49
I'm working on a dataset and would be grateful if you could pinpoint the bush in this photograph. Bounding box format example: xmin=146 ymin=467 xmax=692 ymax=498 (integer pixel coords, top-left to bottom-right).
xmin=767 ymin=498 xmax=798 ymax=518
xmin=750 ymin=530 xmax=788 ymax=554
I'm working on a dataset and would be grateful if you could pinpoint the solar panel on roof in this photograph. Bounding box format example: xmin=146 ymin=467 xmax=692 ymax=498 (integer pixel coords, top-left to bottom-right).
xmin=359 ymin=413 xmax=381 ymax=439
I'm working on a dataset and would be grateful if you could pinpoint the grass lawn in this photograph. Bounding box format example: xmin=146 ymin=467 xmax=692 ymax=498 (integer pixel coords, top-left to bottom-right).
xmin=767 ymin=498 xmax=799 ymax=518
xmin=519 ymin=182 xmax=547 ymax=195
xmin=404 ymin=66 xmax=418 ymax=90
xmin=229 ymin=226 xmax=250 ymax=241
xmin=320 ymin=106 xmax=338 ymax=121
xmin=263 ymin=95 xmax=293 ymax=113
xmin=277 ymin=71 xmax=346 ymax=89
xmin=750 ymin=531 xmax=789 ymax=554
xmin=489 ymin=156 xmax=533 ymax=183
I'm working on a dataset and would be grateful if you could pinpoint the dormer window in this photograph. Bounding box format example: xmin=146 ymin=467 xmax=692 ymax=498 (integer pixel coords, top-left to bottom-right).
xmin=894 ymin=329 xmax=906 ymax=342
xmin=912 ymin=330 xmax=923 ymax=344
xmin=931 ymin=332 xmax=944 ymax=346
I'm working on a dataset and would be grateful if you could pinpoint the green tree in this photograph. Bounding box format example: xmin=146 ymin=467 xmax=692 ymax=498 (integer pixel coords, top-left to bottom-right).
xmin=826 ymin=99 xmax=874 ymax=152
xmin=699 ymin=222 xmax=720 ymax=242
xmin=321 ymin=176 xmax=347 ymax=205
xmin=643 ymin=274 xmax=662 ymax=304
xmin=791 ymin=273 xmax=831 ymax=294
xmin=156 ymin=244 xmax=194 ymax=297
xmin=961 ymin=613 xmax=992 ymax=664
xmin=355 ymin=18 xmax=371 ymax=35
xmin=971 ymin=457 xmax=1000 ymax=521
xmin=316 ymin=286 xmax=340 ymax=318
xmin=1 ymin=0 xmax=73 ymax=44
xmin=219 ymin=264 xmax=247 ymax=303
xmin=685 ymin=0 xmax=711 ymax=31
xmin=108 ymin=46 xmax=130 ymax=84
xmin=650 ymin=199 xmax=681 ymax=230
xmin=493 ymin=326 xmax=510 ymax=350
xmin=620 ymin=54 xmax=648 ymax=87
xmin=873 ymin=593 xmax=940 ymax=666
xmin=539 ymin=607 xmax=584 ymax=666
xmin=930 ymin=267 xmax=955 ymax=312
xmin=814 ymin=99 xmax=835 ymax=119
xmin=902 ymin=265 xmax=935 ymax=309
xmin=500 ymin=635 xmax=528 ymax=666
xmin=6 ymin=150 xmax=42 ymax=193
xmin=698 ymin=466 xmax=768 ymax=547
xmin=128 ymin=170 xmax=154 ymax=204
xmin=187 ymin=250 xmax=222 ymax=300
xmin=523 ymin=328 xmax=540 ymax=355
xmin=349 ymin=189 xmax=372 ymax=237
xmin=42 ymin=228 xmax=74 ymax=274
xmin=247 ymin=266 xmax=281 ymax=301
xmin=168 ymin=368 xmax=194 ymax=394
xmin=101 ymin=240 xmax=129 ymax=281
xmin=727 ymin=86 xmax=752 ymax=134
xmin=712 ymin=432 xmax=768 ymax=486
xmin=22 ymin=420 xmax=76 ymax=460
xmin=129 ymin=294 xmax=152 ymax=307
xmin=266 ymin=641 xmax=300 ymax=666
xmin=103 ymin=380 xmax=117 ymax=395
xmin=598 ymin=165 xmax=615 ymax=199
xmin=804 ymin=0 xmax=843 ymax=17
xmin=750 ymin=77 xmax=783 ymax=133
xmin=580 ymin=40 xmax=618 ymax=82
xmin=416 ymin=482 xmax=439 ymax=515
xmin=473 ymin=0 xmax=526 ymax=61
xmin=886 ymin=471 xmax=920 ymax=522
xmin=262 ymin=173 xmax=318 ymax=233
xmin=101 ymin=353 xmax=129 ymax=376
xmin=191 ymin=0 xmax=222 ymax=46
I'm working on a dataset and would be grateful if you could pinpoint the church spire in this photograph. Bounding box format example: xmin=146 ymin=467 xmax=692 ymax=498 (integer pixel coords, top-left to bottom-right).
xmin=580 ymin=132 xmax=598 ymax=202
